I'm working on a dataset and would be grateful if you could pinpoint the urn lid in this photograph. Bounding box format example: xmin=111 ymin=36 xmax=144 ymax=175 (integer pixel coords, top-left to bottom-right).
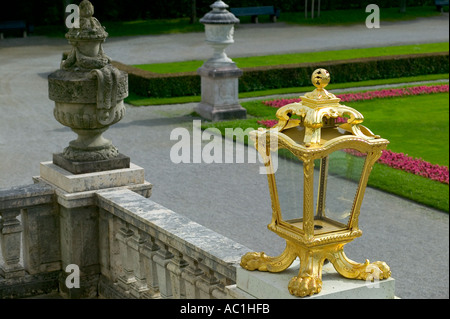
xmin=200 ymin=1 xmax=240 ymax=24
xmin=65 ymin=0 xmax=108 ymax=41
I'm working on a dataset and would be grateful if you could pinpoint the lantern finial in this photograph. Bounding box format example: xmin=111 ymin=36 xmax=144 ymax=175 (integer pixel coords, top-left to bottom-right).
xmin=303 ymin=68 xmax=338 ymax=102
xmin=312 ymin=68 xmax=330 ymax=89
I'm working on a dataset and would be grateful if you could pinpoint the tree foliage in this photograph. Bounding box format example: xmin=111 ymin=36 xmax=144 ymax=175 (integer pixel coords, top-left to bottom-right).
xmin=0 ymin=0 xmax=436 ymax=26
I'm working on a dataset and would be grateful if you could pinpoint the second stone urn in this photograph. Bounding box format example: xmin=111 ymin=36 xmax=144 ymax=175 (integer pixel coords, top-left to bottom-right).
xmin=195 ymin=1 xmax=247 ymax=121
xmin=48 ymin=0 xmax=129 ymax=174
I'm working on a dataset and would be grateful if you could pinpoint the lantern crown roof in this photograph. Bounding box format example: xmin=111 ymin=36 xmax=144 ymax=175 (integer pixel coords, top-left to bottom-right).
xmin=265 ymin=69 xmax=386 ymax=148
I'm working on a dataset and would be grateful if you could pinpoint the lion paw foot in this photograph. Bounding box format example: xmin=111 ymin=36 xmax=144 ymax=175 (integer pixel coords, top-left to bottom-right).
xmin=360 ymin=261 xmax=391 ymax=281
xmin=240 ymin=252 xmax=270 ymax=271
xmin=288 ymin=276 xmax=322 ymax=297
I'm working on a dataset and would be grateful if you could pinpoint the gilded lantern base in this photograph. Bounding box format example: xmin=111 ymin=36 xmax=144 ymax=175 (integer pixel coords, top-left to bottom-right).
xmin=241 ymin=240 xmax=391 ymax=297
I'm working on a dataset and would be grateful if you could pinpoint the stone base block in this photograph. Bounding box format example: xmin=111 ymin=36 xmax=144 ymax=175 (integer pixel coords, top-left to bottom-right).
xmin=196 ymin=102 xmax=247 ymax=121
xmin=39 ymin=161 xmax=145 ymax=193
xmin=196 ymin=63 xmax=246 ymax=121
xmin=234 ymin=260 xmax=396 ymax=299
xmin=0 ymin=266 xmax=25 ymax=280
xmin=53 ymin=153 xmax=130 ymax=175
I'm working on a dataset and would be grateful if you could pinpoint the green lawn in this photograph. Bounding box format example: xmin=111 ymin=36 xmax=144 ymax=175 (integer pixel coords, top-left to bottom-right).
xmin=350 ymin=94 xmax=449 ymax=167
xmin=202 ymin=92 xmax=449 ymax=212
xmin=133 ymin=43 xmax=449 ymax=74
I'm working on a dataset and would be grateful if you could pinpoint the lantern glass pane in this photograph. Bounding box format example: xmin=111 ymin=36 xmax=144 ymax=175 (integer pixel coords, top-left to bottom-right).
xmin=314 ymin=149 xmax=367 ymax=233
xmin=274 ymin=156 xmax=304 ymax=222
xmin=275 ymin=154 xmax=320 ymax=224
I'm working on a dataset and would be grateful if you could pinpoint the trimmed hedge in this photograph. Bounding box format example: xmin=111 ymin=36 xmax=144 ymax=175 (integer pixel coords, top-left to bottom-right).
xmin=112 ymin=62 xmax=200 ymax=98
xmin=113 ymin=52 xmax=449 ymax=98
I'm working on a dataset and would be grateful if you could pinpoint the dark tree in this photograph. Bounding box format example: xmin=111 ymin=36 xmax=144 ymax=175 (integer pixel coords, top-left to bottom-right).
xmin=190 ymin=0 xmax=197 ymax=24
xmin=400 ymin=0 xmax=407 ymax=13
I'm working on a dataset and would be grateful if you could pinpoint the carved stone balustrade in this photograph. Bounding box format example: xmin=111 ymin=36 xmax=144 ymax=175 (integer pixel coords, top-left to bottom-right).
xmin=1 ymin=182 xmax=252 ymax=299
xmin=96 ymin=188 xmax=251 ymax=299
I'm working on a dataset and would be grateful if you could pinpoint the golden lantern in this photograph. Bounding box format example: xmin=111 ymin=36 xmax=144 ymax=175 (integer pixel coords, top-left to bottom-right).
xmin=241 ymin=69 xmax=391 ymax=297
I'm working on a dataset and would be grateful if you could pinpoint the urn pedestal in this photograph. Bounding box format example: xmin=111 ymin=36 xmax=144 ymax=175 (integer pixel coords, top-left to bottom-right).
xmin=196 ymin=64 xmax=246 ymax=121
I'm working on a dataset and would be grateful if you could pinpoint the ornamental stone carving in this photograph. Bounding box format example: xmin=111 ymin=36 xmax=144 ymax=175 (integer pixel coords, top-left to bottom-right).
xmin=48 ymin=0 xmax=129 ymax=171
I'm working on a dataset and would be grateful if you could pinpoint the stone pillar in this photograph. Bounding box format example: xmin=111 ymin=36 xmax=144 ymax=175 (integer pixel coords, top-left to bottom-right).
xmin=153 ymin=246 xmax=174 ymax=299
xmin=140 ymin=237 xmax=160 ymax=296
xmin=197 ymin=269 xmax=220 ymax=299
xmin=116 ymin=227 xmax=136 ymax=292
xmin=58 ymin=205 xmax=100 ymax=299
xmin=129 ymin=231 xmax=150 ymax=298
xmin=182 ymin=260 xmax=204 ymax=298
xmin=22 ymin=204 xmax=61 ymax=275
xmin=195 ymin=1 xmax=247 ymax=121
xmin=167 ymin=250 xmax=188 ymax=299
xmin=0 ymin=209 xmax=25 ymax=279
xmin=37 ymin=0 xmax=153 ymax=299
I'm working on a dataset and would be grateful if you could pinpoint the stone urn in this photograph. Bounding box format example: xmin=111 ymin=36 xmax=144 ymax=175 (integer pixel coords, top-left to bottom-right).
xmin=195 ymin=1 xmax=246 ymax=121
xmin=200 ymin=0 xmax=240 ymax=67
xmin=48 ymin=0 xmax=129 ymax=174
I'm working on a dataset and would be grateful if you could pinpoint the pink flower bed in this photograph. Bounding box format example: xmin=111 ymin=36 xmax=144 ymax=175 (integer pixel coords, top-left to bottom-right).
xmin=256 ymin=120 xmax=449 ymax=184
xmin=338 ymin=85 xmax=449 ymax=102
xmin=257 ymin=119 xmax=279 ymax=128
xmin=377 ymin=150 xmax=449 ymax=184
xmin=340 ymin=148 xmax=449 ymax=184
xmin=262 ymin=84 xmax=449 ymax=108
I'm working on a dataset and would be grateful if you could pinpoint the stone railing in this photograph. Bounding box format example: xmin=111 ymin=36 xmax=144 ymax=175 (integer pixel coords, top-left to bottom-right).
xmin=0 ymin=182 xmax=252 ymax=299
xmin=0 ymin=183 xmax=61 ymax=298
xmin=96 ymin=188 xmax=252 ymax=299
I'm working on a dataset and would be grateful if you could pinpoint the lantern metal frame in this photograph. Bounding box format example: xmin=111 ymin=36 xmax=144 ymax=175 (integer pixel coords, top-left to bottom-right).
xmin=240 ymin=69 xmax=392 ymax=297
